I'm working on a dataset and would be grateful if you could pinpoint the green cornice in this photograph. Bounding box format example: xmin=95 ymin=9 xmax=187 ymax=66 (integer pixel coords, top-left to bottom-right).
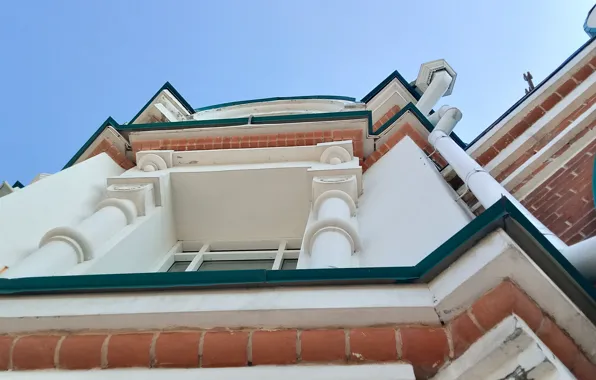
xmin=371 ymin=102 xmax=467 ymax=149
xmin=62 ymin=117 xmax=120 ymax=169
xmin=0 ymin=198 xmax=593 ymax=328
xmin=361 ymin=70 xmax=422 ymax=103
xmin=129 ymin=82 xmax=195 ymax=125
xmin=194 ymin=96 xmax=358 ymax=112
xmin=118 ymin=110 xmax=373 ymax=132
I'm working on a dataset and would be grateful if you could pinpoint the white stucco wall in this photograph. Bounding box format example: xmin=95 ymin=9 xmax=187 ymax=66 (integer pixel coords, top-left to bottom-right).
xmin=358 ymin=137 xmax=471 ymax=267
xmin=0 ymin=154 xmax=124 ymax=270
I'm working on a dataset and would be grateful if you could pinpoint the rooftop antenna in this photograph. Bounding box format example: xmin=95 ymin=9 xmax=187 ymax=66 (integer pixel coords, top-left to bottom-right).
xmin=523 ymin=71 xmax=535 ymax=95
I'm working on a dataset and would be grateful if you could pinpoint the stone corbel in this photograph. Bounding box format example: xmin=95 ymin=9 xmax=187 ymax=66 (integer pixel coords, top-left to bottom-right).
xmin=320 ymin=146 xmax=352 ymax=165
xmin=136 ymin=150 xmax=174 ymax=172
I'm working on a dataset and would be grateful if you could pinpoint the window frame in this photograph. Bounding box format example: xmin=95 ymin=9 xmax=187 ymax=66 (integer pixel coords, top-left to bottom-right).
xmin=155 ymin=241 xmax=299 ymax=272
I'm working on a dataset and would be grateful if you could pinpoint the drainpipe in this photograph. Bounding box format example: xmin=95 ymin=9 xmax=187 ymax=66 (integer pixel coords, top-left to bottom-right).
xmin=428 ymin=107 xmax=596 ymax=280
xmin=416 ymin=71 xmax=453 ymax=116
xmin=429 ymin=108 xmax=566 ymax=250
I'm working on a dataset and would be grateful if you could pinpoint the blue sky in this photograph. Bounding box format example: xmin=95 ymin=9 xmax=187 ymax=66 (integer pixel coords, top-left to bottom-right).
xmin=0 ymin=1 xmax=593 ymax=184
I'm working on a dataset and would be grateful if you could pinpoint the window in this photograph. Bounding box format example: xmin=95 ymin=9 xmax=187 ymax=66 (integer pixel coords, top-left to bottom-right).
xmin=162 ymin=243 xmax=300 ymax=273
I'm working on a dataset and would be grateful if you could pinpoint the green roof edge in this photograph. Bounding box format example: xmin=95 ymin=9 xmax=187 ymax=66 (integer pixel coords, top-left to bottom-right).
xmin=361 ymin=70 xmax=422 ymax=103
xmin=1 ymin=198 xmax=594 ymax=327
xmin=372 ymin=102 xmax=467 ymax=148
xmin=118 ymin=110 xmax=373 ymax=132
xmin=194 ymin=95 xmax=358 ymax=112
xmin=62 ymin=117 xmax=120 ymax=169
xmin=129 ymin=82 xmax=195 ymax=125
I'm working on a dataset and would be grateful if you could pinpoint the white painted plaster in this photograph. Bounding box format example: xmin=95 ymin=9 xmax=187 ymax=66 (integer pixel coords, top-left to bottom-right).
xmin=132 ymin=90 xmax=191 ymax=124
xmin=193 ymin=98 xmax=359 ymax=121
xmin=0 ymin=364 xmax=415 ymax=380
xmin=358 ymin=137 xmax=471 ymax=266
xmin=0 ymin=285 xmax=438 ymax=332
xmin=0 ymin=154 xmax=124 ymax=272
xmin=364 ymin=79 xmax=414 ymax=124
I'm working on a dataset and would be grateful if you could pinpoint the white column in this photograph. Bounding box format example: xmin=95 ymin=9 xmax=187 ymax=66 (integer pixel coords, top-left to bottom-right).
xmin=310 ymin=227 xmax=354 ymax=268
xmin=5 ymin=184 xmax=152 ymax=278
xmin=304 ymin=186 xmax=361 ymax=269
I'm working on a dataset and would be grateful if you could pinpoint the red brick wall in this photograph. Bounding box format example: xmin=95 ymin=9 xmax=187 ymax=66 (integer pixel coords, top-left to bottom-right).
xmin=522 ymin=140 xmax=596 ymax=245
xmin=0 ymin=281 xmax=593 ymax=379
xmin=89 ymin=139 xmax=134 ymax=170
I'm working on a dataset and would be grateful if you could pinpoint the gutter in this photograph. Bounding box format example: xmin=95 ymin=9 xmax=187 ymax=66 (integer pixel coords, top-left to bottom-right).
xmin=0 ymin=198 xmax=594 ymax=324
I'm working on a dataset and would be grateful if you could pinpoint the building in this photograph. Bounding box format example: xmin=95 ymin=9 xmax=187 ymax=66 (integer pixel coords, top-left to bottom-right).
xmin=0 ymin=15 xmax=595 ymax=380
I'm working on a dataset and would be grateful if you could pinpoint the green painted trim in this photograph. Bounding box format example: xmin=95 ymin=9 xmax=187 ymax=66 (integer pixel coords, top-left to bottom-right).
xmin=119 ymin=117 xmax=250 ymax=132
xmin=361 ymin=70 xmax=421 ymax=103
xmin=11 ymin=181 xmax=24 ymax=189
xmin=593 ymin=155 xmax=596 ymax=210
xmin=62 ymin=117 xmax=120 ymax=169
xmin=129 ymin=82 xmax=195 ymax=125
xmin=118 ymin=111 xmax=373 ymax=132
xmin=1 ymin=197 xmax=594 ymax=324
xmin=194 ymin=96 xmax=358 ymax=112
xmin=371 ymin=103 xmax=467 ymax=149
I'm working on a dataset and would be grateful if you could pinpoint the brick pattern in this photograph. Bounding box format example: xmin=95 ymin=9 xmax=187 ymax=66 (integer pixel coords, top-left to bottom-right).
xmin=89 ymin=139 xmax=135 ymax=170
xmin=495 ymin=94 xmax=596 ymax=183
xmin=521 ymin=139 xmax=596 ymax=245
xmin=475 ymin=61 xmax=596 ymax=167
xmin=372 ymin=105 xmax=401 ymax=132
xmin=0 ymin=281 xmax=593 ymax=379
xmin=132 ymin=129 xmax=365 ymax=165
xmin=362 ymin=122 xmax=447 ymax=171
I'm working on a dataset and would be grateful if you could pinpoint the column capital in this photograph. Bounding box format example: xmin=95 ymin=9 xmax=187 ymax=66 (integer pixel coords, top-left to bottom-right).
xmin=106 ymin=183 xmax=155 ymax=217
xmin=312 ymin=175 xmax=358 ymax=204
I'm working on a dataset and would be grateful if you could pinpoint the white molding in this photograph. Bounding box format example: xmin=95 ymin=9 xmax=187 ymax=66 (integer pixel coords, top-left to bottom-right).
xmin=0 ymin=364 xmax=415 ymax=380
xmin=510 ymin=105 xmax=596 ymax=200
xmin=193 ymin=99 xmax=357 ymax=121
xmin=168 ymin=141 xmax=353 ymax=167
xmin=485 ymin=71 xmax=596 ymax=175
xmin=433 ymin=315 xmax=574 ymax=380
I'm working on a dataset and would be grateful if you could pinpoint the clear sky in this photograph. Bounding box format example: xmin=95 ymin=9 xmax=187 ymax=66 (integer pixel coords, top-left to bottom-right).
xmin=0 ymin=1 xmax=593 ymax=184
